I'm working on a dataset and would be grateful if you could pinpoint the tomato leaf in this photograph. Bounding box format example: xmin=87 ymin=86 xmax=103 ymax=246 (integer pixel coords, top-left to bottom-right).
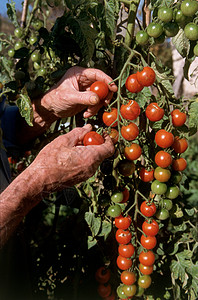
xmin=172 ymin=29 xmax=190 ymax=58
xmin=98 ymin=220 xmax=112 ymax=240
xmin=87 ymin=236 xmax=97 ymax=249
xmin=84 ymin=212 xmax=101 ymax=237
xmin=16 ymin=88 xmax=33 ymax=126
xmin=104 ymin=0 xmax=119 ymax=40
xmin=6 ymin=0 xmax=19 ymax=28
xmin=188 ymin=101 xmax=198 ymax=136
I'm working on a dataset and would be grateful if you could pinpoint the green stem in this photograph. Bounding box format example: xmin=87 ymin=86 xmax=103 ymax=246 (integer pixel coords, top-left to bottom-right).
xmin=24 ymin=0 xmax=40 ymax=36
xmin=125 ymin=0 xmax=141 ymax=47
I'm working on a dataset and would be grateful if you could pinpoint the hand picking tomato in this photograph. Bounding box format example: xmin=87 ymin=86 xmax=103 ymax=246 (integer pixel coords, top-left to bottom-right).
xmin=125 ymin=74 xmax=144 ymax=93
xmin=90 ymin=81 xmax=109 ymax=100
xmin=83 ymin=131 xmax=104 ymax=145
xmin=120 ymin=100 xmax=141 ymax=120
xmin=136 ymin=66 xmax=156 ymax=87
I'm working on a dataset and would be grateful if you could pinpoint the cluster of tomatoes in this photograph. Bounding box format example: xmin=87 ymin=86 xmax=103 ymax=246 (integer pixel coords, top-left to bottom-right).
xmin=135 ymin=0 xmax=198 ymax=56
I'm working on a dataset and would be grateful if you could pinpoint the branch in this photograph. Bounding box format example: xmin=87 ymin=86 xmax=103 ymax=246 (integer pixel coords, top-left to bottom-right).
xmin=20 ymin=0 xmax=29 ymax=28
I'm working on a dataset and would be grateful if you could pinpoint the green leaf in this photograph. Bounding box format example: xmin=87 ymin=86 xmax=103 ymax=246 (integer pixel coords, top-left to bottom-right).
xmin=151 ymin=61 xmax=174 ymax=96
xmin=188 ymin=101 xmax=198 ymax=135
xmin=172 ymin=29 xmax=190 ymax=58
xmin=184 ymin=208 xmax=195 ymax=217
xmin=87 ymin=236 xmax=97 ymax=249
xmin=6 ymin=0 xmax=19 ymax=27
xmin=136 ymin=87 xmax=152 ymax=108
xmin=104 ymin=0 xmax=119 ymax=40
xmin=98 ymin=220 xmax=112 ymax=240
xmin=84 ymin=212 xmax=101 ymax=236
xmin=16 ymin=88 xmax=33 ymax=126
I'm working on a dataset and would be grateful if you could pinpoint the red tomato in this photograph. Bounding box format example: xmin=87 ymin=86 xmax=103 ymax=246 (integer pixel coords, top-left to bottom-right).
xmin=103 ymin=108 xmax=119 ymax=127
xmin=90 ymin=81 xmax=109 ymax=100
xmin=172 ymin=136 xmax=188 ymax=153
xmin=124 ymin=143 xmax=142 ymax=160
xmin=121 ymin=123 xmax=139 ymax=141
xmin=171 ymin=109 xmax=187 ymax=127
xmin=109 ymin=128 xmax=119 ymax=144
xmin=172 ymin=157 xmax=187 ymax=171
xmin=116 ymin=229 xmax=132 ymax=244
xmin=140 ymin=235 xmax=157 ymax=250
xmin=121 ymin=188 xmax=130 ymax=203
xmin=145 ymin=102 xmax=164 ymax=122
xmin=97 ymin=283 xmax=111 ymax=298
xmin=139 ymin=263 xmax=153 ymax=275
xmin=120 ymin=270 xmax=136 ymax=285
xmin=139 ymin=251 xmax=155 ymax=266
xmin=120 ymin=100 xmax=141 ymax=120
xmin=125 ymin=73 xmax=144 ymax=93
xmin=155 ymin=129 xmax=174 ymax=148
xmin=83 ymin=131 xmax=104 ymax=146
xmin=136 ymin=66 xmax=156 ymax=87
xmin=118 ymin=243 xmax=135 ymax=258
xmin=117 ymin=255 xmax=133 ymax=270
xmin=115 ymin=215 xmax=132 ymax=229
xmin=142 ymin=219 xmax=159 ymax=236
xmin=155 ymin=150 xmax=172 ymax=168
xmin=140 ymin=201 xmax=156 ymax=217
xmin=95 ymin=267 xmax=111 ymax=284
xmin=139 ymin=168 xmax=154 ymax=182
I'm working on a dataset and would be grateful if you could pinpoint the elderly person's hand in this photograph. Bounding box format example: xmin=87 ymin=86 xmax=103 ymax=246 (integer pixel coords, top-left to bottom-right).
xmin=40 ymin=66 xmax=117 ymax=119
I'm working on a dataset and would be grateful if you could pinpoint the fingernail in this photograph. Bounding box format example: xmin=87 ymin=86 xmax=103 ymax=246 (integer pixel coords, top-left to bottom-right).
xmin=90 ymin=96 xmax=99 ymax=104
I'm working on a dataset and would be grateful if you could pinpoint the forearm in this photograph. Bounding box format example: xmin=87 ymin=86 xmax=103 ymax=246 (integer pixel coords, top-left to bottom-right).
xmin=0 ymin=164 xmax=44 ymax=248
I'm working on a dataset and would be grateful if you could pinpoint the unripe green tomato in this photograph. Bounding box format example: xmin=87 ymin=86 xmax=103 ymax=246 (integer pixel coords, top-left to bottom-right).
xmin=29 ymin=35 xmax=38 ymax=45
xmin=151 ymin=180 xmax=167 ymax=195
xmin=116 ymin=285 xmax=128 ymax=299
xmin=174 ymin=10 xmax=186 ymax=24
xmin=194 ymin=43 xmax=198 ymax=56
xmin=111 ymin=191 xmax=124 ymax=203
xmin=162 ymin=199 xmax=173 ymax=211
xmin=122 ymin=284 xmax=137 ymax=297
xmin=14 ymin=27 xmax=23 ymax=38
xmin=33 ymin=62 xmax=41 ymax=70
xmin=184 ymin=23 xmax=198 ymax=41
xmin=147 ymin=22 xmax=164 ymax=38
xmin=37 ymin=68 xmax=46 ymax=77
xmin=181 ymin=0 xmax=198 ymax=17
xmin=46 ymin=49 xmax=56 ymax=60
xmin=164 ymin=22 xmax=179 ymax=37
xmin=8 ymin=48 xmax=15 ymax=57
xmin=32 ymin=19 xmax=43 ymax=31
xmin=107 ymin=204 xmax=122 ymax=218
xmin=165 ymin=186 xmax=180 ymax=199
xmin=31 ymin=52 xmax=41 ymax=62
xmin=136 ymin=30 xmax=149 ymax=45
xmin=14 ymin=41 xmax=24 ymax=50
xmin=158 ymin=6 xmax=173 ymax=23
xmin=156 ymin=208 xmax=170 ymax=220
xmin=135 ymin=285 xmax=144 ymax=297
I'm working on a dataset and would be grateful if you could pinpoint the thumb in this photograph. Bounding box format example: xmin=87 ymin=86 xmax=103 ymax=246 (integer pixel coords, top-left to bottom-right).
xmin=69 ymin=90 xmax=100 ymax=106
xmin=64 ymin=124 xmax=92 ymax=147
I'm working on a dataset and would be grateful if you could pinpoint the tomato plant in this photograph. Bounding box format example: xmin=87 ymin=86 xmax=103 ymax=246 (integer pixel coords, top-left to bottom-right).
xmin=116 ymin=229 xmax=132 ymax=244
xmin=184 ymin=23 xmax=198 ymax=40
xmin=95 ymin=267 xmax=111 ymax=284
xmin=172 ymin=157 xmax=187 ymax=171
xmin=136 ymin=30 xmax=149 ymax=45
xmin=172 ymin=136 xmax=188 ymax=153
xmin=111 ymin=191 xmax=124 ymax=203
xmin=90 ymin=81 xmax=109 ymax=100
xmin=139 ymin=168 xmax=154 ymax=182
xmin=158 ymin=7 xmax=173 ymax=23
xmin=147 ymin=22 xmax=164 ymax=38
xmin=117 ymin=159 xmax=135 ymax=176
xmin=122 ymin=284 xmax=137 ymax=297
xmin=181 ymin=0 xmax=198 ymax=17
xmin=139 ymin=264 xmax=153 ymax=275
xmin=155 ymin=208 xmax=170 ymax=220
xmin=138 ymin=275 xmax=152 ymax=289
xmin=154 ymin=166 xmax=171 ymax=182
xmin=151 ymin=180 xmax=168 ymax=195
xmin=97 ymin=283 xmax=112 ymax=298
xmin=83 ymin=131 xmax=104 ymax=145
xmin=171 ymin=109 xmax=187 ymax=127
xmin=117 ymin=256 xmax=133 ymax=270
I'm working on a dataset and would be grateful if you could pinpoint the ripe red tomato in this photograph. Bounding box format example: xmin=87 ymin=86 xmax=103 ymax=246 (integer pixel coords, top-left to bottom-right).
xmin=139 ymin=168 xmax=154 ymax=182
xmin=142 ymin=219 xmax=159 ymax=236
xmin=140 ymin=235 xmax=157 ymax=250
xmin=139 ymin=251 xmax=155 ymax=266
xmin=95 ymin=267 xmax=111 ymax=283
xmin=116 ymin=229 xmax=132 ymax=244
xmin=83 ymin=131 xmax=104 ymax=146
xmin=120 ymin=270 xmax=136 ymax=285
xmin=90 ymin=81 xmax=109 ymax=100
xmin=97 ymin=283 xmax=111 ymax=298
xmin=154 ymin=166 xmax=171 ymax=183
xmin=121 ymin=123 xmax=139 ymax=141
xmin=155 ymin=129 xmax=174 ymax=148
xmin=103 ymin=108 xmax=119 ymax=127
xmin=124 ymin=143 xmax=142 ymax=160
xmin=155 ymin=150 xmax=172 ymax=168
xmin=145 ymin=102 xmax=164 ymax=122
xmin=172 ymin=136 xmax=188 ymax=153
xmin=109 ymin=128 xmax=119 ymax=144
xmin=171 ymin=109 xmax=187 ymax=127
xmin=140 ymin=201 xmax=156 ymax=217
xmin=115 ymin=215 xmax=132 ymax=230
xmin=125 ymin=74 xmax=144 ymax=93
xmin=139 ymin=264 xmax=153 ymax=275
xmin=117 ymin=255 xmax=132 ymax=270
xmin=118 ymin=243 xmax=135 ymax=258
xmin=121 ymin=188 xmax=130 ymax=203
xmin=172 ymin=157 xmax=187 ymax=171
xmin=120 ymin=100 xmax=141 ymax=120
xmin=136 ymin=66 xmax=156 ymax=87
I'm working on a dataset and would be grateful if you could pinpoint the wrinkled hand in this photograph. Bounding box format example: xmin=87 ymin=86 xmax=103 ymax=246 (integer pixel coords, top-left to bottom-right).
xmin=31 ymin=124 xmax=114 ymax=192
xmin=42 ymin=66 xmax=117 ymax=119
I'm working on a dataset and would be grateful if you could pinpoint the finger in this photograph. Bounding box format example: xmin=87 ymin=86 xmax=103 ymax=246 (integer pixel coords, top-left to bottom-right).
xmin=91 ymin=134 xmax=115 ymax=160
xmin=68 ymin=89 xmax=101 ymax=107
xmin=64 ymin=124 xmax=92 ymax=147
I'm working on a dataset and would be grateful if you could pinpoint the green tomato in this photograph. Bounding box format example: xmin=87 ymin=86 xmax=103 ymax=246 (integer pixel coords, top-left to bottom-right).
xmin=184 ymin=23 xmax=198 ymax=40
xmin=162 ymin=199 xmax=173 ymax=211
xmin=156 ymin=208 xmax=170 ymax=220
xmin=181 ymin=0 xmax=198 ymax=17
xmin=151 ymin=180 xmax=167 ymax=195
xmin=107 ymin=204 xmax=122 ymax=218
xmin=31 ymin=51 xmax=41 ymax=62
xmin=158 ymin=7 xmax=173 ymax=23
xmin=14 ymin=28 xmax=23 ymax=38
xmin=174 ymin=9 xmax=186 ymax=24
xmin=8 ymin=48 xmax=15 ymax=57
xmin=194 ymin=44 xmax=198 ymax=56
xmin=122 ymin=284 xmax=137 ymax=297
xmin=138 ymin=275 xmax=152 ymax=289
xmin=33 ymin=62 xmax=41 ymax=70
xmin=135 ymin=285 xmax=144 ymax=297
xmin=165 ymin=186 xmax=180 ymax=199
xmin=37 ymin=68 xmax=46 ymax=77
xmin=32 ymin=20 xmax=43 ymax=31
xmin=136 ymin=30 xmax=149 ymax=45
xmin=29 ymin=35 xmax=38 ymax=45
xmin=14 ymin=41 xmax=24 ymax=50
xmin=117 ymin=285 xmax=128 ymax=299
xmin=147 ymin=23 xmax=164 ymax=38
xmin=164 ymin=22 xmax=179 ymax=37
xmin=111 ymin=191 xmax=124 ymax=203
